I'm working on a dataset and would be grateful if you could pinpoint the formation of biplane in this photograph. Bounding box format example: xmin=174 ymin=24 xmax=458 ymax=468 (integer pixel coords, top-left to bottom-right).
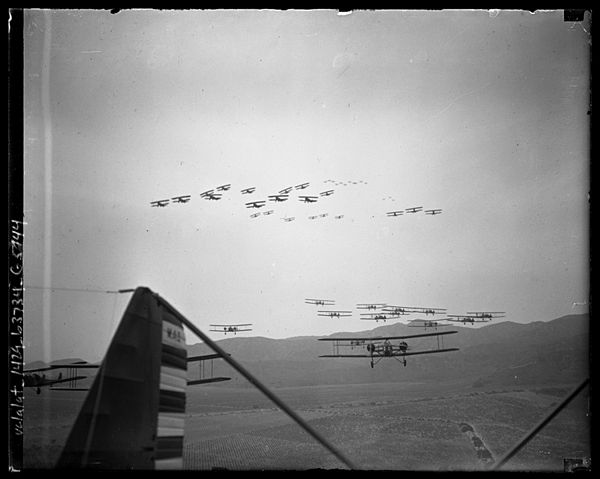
xmin=149 ymin=179 xmax=443 ymax=222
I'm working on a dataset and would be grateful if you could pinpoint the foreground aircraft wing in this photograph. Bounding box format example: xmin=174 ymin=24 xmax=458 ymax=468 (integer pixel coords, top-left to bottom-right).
xmin=56 ymin=287 xmax=188 ymax=469
xmin=318 ymin=331 xmax=458 ymax=342
xmin=320 ymin=348 xmax=460 ymax=358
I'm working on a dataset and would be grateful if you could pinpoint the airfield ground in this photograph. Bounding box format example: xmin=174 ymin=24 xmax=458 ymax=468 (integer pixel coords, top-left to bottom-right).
xmin=23 ymin=379 xmax=589 ymax=471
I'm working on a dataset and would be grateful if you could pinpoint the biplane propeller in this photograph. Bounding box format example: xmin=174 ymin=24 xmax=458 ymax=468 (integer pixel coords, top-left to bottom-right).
xmin=319 ymin=331 xmax=459 ymax=368
xmin=424 ymin=209 xmax=443 ymax=215
xmin=241 ymin=187 xmax=256 ymax=194
xmin=268 ymin=194 xmax=289 ymax=202
xmin=305 ymin=298 xmax=335 ymax=306
xmin=209 ymin=323 xmax=253 ymax=335
xmin=299 ymin=195 xmax=318 ymax=203
xmin=245 ymin=200 xmax=266 ymax=209
xmin=405 ymin=207 xmax=424 ymax=214
xmin=171 ymin=195 xmax=192 ymax=204
xmin=318 ymin=310 xmax=352 ymax=318
xmin=150 ymin=199 xmax=170 ymax=208
xmin=24 ymin=361 xmax=99 ymax=394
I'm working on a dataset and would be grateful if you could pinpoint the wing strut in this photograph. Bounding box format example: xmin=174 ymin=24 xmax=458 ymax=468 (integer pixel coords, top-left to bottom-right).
xmin=153 ymin=292 xmax=357 ymax=471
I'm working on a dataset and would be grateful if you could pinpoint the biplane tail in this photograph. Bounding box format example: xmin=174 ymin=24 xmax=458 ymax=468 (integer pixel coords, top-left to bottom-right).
xmin=56 ymin=287 xmax=187 ymax=469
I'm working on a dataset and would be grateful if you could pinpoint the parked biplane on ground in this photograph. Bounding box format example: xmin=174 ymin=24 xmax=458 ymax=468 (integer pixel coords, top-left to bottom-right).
xmin=209 ymin=323 xmax=253 ymax=335
xmin=319 ymin=331 xmax=459 ymax=368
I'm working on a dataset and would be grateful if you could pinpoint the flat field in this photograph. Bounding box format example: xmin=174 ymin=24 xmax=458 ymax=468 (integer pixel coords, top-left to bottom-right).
xmin=23 ymin=380 xmax=590 ymax=471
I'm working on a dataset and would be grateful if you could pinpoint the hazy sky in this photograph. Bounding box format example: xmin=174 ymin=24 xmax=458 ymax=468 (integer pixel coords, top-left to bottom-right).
xmin=23 ymin=9 xmax=590 ymax=363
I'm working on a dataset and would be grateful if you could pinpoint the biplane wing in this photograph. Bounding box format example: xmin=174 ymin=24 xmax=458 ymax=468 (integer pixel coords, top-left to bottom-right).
xmin=187 ymin=353 xmax=231 ymax=385
xmin=320 ymin=348 xmax=460 ymax=358
xmin=56 ymin=287 xmax=188 ymax=469
xmin=318 ymin=330 xmax=458 ymax=342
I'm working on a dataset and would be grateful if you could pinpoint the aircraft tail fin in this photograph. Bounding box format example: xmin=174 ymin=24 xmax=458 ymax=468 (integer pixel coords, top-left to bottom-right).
xmin=56 ymin=287 xmax=187 ymax=469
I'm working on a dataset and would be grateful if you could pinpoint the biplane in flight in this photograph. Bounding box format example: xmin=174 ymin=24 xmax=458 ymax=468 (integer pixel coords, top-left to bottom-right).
xmin=408 ymin=306 xmax=447 ymax=316
xmin=209 ymin=323 xmax=253 ymax=335
xmin=299 ymin=195 xmax=318 ymax=203
xmin=408 ymin=319 xmax=452 ymax=331
xmin=200 ymin=190 xmax=222 ymax=201
xmin=405 ymin=206 xmax=424 ymax=214
xmin=305 ymin=298 xmax=335 ymax=306
xmin=250 ymin=212 xmax=261 ymax=218
xmin=282 ymin=216 xmax=296 ymax=222
xmin=295 ymin=182 xmax=310 ymax=190
xmin=466 ymin=311 xmax=506 ymax=320
xmin=382 ymin=305 xmax=414 ymax=315
xmin=171 ymin=195 xmax=192 ymax=204
xmin=150 ymin=199 xmax=170 ymax=208
xmin=245 ymin=200 xmax=266 ymax=209
xmin=359 ymin=312 xmax=402 ymax=323
xmin=319 ymin=331 xmax=459 ymax=368
xmin=279 ymin=186 xmax=294 ymax=195
xmin=268 ymin=194 xmax=289 ymax=202
xmin=24 ymin=361 xmax=99 ymax=394
xmin=446 ymin=314 xmax=490 ymax=325
xmin=386 ymin=210 xmax=404 ymax=217
xmin=216 ymin=184 xmax=231 ymax=191
xmin=334 ymin=215 xmax=344 ymax=220
xmin=320 ymin=190 xmax=334 ymax=197
xmin=318 ymin=310 xmax=352 ymax=318
xmin=424 ymin=209 xmax=443 ymax=215
xmin=356 ymin=303 xmax=387 ymax=311
xmin=263 ymin=210 xmax=274 ymax=216
xmin=308 ymin=215 xmax=318 ymax=220
xmin=241 ymin=187 xmax=256 ymax=194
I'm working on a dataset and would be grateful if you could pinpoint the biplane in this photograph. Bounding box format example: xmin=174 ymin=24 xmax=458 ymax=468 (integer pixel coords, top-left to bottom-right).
xmin=209 ymin=323 xmax=253 ymax=335
xmin=359 ymin=312 xmax=401 ymax=322
xmin=382 ymin=305 xmax=414 ymax=315
xmin=171 ymin=195 xmax=192 ymax=204
xmin=318 ymin=310 xmax=353 ymax=318
xmin=150 ymin=199 xmax=170 ymax=208
xmin=299 ymin=195 xmax=318 ymax=203
xmin=305 ymin=298 xmax=335 ymax=306
xmin=241 ymin=187 xmax=256 ymax=194
xmin=408 ymin=319 xmax=452 ymax=331
xmin=200 ymin=190 xmax=222 ymax=201
xmin=386 ymin=210 xmax=404 ymax=217
xmin=356 ymin=303 xmax=387 ymax=311
xmin=308 ymin=215 xmax=319 ymax=220
xmin=320 ymin=190 xmax=334 ymax=197
xmin=263 ymin=210 xmax=274 ymax=216
xmin=320 ymin=213 xmax=329 ymax=218
xmin=187 ymin=353 xmax=231 ymax=385
xmin=424 ymin=209 xmax=443 ymax=215
xmin=295 ymin=182 xmax=310 ymax=190
xmin=408 ymin=306 xmax=447 ymax=316
xmin=334 ymin=215 xmax=344 ymax=220
xmin=216 ymin=184 xmax=231 ymax=191
xmin=405 ymin=207 xmax=423 ymax=214
xmin=24 ymin=361 xmax=99 ymax=394
xmin=282 ymin=216 xmax=296 ymax=222
xmin=466 ymin=311 xmax=506 ymax=320
xmin=319 ymin=331 xmax=459 ymax=368
xmin=279 ymin=186 xmax=293 ymax=195
xmin=245 ymin=200 xmax=266 ymax=209
xmin=446 ymin=314 xmax=489 ymax=325
xmin=250 ymin=212 xmax=261 ymax=218
xmin=268 ymin=194 xmax=289 ymax=202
